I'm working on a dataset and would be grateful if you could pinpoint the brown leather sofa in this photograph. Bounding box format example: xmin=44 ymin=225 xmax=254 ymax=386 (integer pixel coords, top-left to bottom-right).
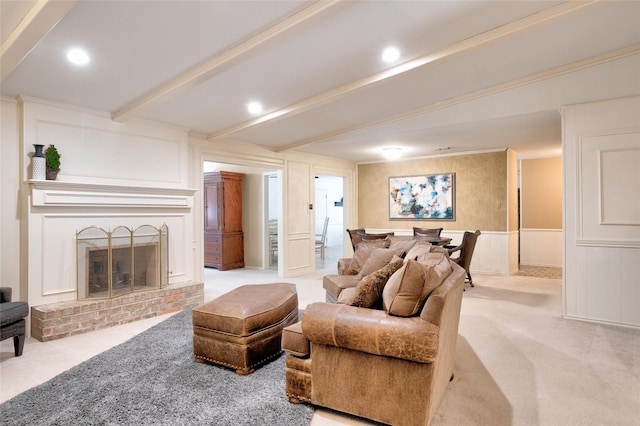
xmin=283 ymin=258 xmax=465 ymax=426
xmin=324 ymin=237 xmax=425 ymax=303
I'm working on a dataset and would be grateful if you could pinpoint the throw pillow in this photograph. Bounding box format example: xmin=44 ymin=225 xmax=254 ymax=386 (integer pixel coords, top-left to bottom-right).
xmin=403 ymin=240 xmax=432 ymax=263
xmin=356 ymin=248 xmax=396 ymax=279
xmin=382 ymin=259 xmax=428 ymax=316
xmin=347 ymin=239 xmax=391 ymax=275
xmin=387 ymin=236 xmax=417 ymax=258
xmin=419 ymin=252 xmax=453 ymax=292
xmin=350 ymin=255 xmax=404 ymax=308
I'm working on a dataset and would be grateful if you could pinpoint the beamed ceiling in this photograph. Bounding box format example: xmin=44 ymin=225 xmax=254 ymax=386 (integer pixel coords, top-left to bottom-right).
xmin=2 ymin=0 xmax=639 ymax=162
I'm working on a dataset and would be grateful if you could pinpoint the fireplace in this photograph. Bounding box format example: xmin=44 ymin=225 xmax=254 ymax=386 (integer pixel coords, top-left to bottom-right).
xmin=77 ymin=224 xmax=168 ymax=300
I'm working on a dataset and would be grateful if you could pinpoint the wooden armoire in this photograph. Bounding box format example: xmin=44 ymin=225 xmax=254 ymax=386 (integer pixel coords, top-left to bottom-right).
xmin=204 ymin=171 xmax=244 ymax=270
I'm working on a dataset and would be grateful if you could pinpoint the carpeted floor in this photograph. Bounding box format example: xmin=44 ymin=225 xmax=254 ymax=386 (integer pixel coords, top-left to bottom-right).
xmin=0 ymin=309 xmax=313 ymax=426
xmin=2 ymin=270 xmax=638 ymax=426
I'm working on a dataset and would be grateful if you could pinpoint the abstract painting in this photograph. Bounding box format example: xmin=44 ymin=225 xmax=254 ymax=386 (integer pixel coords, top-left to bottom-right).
xmin=389 ymin=173 xmax=455 ymax=220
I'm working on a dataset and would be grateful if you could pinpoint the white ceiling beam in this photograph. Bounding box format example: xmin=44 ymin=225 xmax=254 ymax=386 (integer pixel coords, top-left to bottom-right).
xmin=111 ymin=0 xmax=340 ymax=123
xmin=0 ymin=0 xmax=76 ymax=81
xmin=275 ymin=44 xmax=640 ymax=153
xmin=207 ymin=0 xmax=599 ymax=142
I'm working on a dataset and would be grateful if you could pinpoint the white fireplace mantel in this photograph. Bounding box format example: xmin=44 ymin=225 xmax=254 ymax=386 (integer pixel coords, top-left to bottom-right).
xmin=26 ymin=179 xmax=198 ymax=307
xmin=29 ymin=180 xmax=197 ymax=209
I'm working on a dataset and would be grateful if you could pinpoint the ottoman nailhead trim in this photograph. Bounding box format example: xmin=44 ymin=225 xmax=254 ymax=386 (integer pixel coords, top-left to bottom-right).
xmin=195 ymin=349 xmax=283 ymax=372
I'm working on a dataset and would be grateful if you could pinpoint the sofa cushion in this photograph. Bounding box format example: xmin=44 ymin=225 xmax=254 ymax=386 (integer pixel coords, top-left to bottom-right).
xmin=382 ymin=252 xmax=452 ymax=317
xmin=0 ymin=302 xmax=29 ymax=326
xmin=340 ymin=255 xmax=404 ymax=308
xmin=346 ymin=239 xmax=391 ymax=275
xmin=337 ymin=287 xmax=357 ymax=304
xmin=403 ymin=240 xmax=432 ymax=262
xmin=420 ymin=252 xmax=453 ymax=291
xmin=387 ymin=236 xmax=417 ymax=258
xmin=356 ymin=248 xmax=397 ymax=279
xmin=323 ymin=274 xmax=360 ymax=302
xmin=282 ymin=321 xmax=309 ymax=357
xmin=382 ymin=260 xmax=428 ymax=316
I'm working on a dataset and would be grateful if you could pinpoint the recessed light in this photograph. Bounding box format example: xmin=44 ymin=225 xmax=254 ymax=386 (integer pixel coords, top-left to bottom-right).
xmin=381 ymin=47 xmax=400 ymax=63
xmin=66 ymin=48 xmax=90 ymax=66
xmin=247 ymin=102 xmax=263 ymax=114
xmin=382 ymin=147 xmax=402 ymax=160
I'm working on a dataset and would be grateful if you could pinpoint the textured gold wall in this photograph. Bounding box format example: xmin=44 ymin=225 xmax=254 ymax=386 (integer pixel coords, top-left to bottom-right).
xmin=521 ymin=156 xmax=562 ymax=229
xmin=508 ymin=149 xmax=519 ymax=232
xmin=358 ymin=151 xmax=508 ymax=232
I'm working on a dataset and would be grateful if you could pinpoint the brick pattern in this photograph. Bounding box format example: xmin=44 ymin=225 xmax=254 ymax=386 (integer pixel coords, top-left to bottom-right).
xmin=30 ymin=282 xmax=204 ymax=342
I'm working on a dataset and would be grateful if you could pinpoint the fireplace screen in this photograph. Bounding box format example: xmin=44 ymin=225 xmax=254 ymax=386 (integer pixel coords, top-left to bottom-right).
xmin=76 ymin=224 xmax=168 ymax=300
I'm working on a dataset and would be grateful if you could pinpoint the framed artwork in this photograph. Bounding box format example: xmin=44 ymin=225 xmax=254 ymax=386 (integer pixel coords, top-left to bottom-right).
xmin=389 ymin=173 xmax=455 ymax=220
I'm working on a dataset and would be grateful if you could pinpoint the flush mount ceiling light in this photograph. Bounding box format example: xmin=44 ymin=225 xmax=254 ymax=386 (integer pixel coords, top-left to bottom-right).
xmin=247 ymin=101 xmax=263 ymax=114
xmin=382 ymin=147 xmax=402 ymax=160
xmin=381 ymin=46 xmax=400 ymax=63
xmin=66 ymin=48 xmax=90 ymax=66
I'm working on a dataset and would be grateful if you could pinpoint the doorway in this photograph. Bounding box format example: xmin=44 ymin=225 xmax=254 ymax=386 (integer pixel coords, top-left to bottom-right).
xmin=314 ymin=175 xmax=344 ymax=270
xmin=203 ymin=161 xmax=282 ymax=272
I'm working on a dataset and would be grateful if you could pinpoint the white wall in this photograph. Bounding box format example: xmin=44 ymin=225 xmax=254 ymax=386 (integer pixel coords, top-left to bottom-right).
xmin=1 ymin=98 xmax=22 ymax=299
xmin=563 ymin=96 xmax=640 ymax=328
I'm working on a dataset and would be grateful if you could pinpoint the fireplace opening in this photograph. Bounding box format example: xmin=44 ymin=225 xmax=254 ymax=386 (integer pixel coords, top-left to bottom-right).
xmin=77 ymin=224 xmax=168 ymax=300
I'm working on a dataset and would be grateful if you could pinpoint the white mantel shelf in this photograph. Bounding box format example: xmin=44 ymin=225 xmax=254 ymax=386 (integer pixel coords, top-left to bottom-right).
xmin=28 ymin=180 xmax=197 ymax=209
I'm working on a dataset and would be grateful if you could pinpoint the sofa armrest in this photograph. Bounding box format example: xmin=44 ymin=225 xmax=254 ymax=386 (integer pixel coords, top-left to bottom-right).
xmin=302 ymin=302 xmax=439 ymax=363
xmin=0 ymin=287 xmax=12 ymax=303
xmin=337 ymin=258 xmax=355 ymax=275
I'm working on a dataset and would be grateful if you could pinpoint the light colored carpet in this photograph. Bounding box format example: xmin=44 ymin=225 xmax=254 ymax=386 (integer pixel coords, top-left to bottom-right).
xmin=2 ymin=266 xmax=638 ymax=426
xmin=433 ymin=275 xmax=640 ymax=426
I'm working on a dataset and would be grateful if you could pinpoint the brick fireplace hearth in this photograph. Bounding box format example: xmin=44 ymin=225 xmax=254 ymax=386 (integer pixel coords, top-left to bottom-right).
xmin=31 ymin=281 xmax=203 ymax=341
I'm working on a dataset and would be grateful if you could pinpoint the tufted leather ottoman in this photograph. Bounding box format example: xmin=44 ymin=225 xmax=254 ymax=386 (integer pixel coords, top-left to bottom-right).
xmin=192 ymin=283 xmax=298 ymax=375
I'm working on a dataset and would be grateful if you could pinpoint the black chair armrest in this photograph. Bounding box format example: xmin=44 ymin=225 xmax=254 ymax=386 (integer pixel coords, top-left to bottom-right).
xmin=444 ymin=244 xmax=462 ymax=255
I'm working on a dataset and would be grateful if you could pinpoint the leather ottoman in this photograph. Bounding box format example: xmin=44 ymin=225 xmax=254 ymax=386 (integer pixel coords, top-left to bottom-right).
xmin=192 ymin=283 xmax=298 ymax=375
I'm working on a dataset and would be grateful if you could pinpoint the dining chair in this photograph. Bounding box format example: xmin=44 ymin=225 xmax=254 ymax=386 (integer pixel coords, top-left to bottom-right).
xmin=346 ymin=228 xmax=365 ymax=251
xmin=445 ymin=230 xmax=481 ymax=287
xmin=315 ymin=217 xmax=330 ymax=259
xmin=412 ymin=227 xmax=443 ymax=237
xmin=268 ymin=219 xmax=278 ymax=265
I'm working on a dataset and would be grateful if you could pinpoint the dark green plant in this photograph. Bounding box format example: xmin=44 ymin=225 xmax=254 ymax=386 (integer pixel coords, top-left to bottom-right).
xmin=45 ymin=144 xmax=61 ymax=172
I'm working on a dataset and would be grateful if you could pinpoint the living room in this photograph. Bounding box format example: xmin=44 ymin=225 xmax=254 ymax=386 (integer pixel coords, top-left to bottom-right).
xmin=1 ymin=1 xmax=639 ymax=425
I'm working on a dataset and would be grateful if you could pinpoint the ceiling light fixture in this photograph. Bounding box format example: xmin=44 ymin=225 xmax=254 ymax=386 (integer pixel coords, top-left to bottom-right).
xmin=382 ymin=147 xmax=402 ymax=160
xmin=381 ymin=47 xmax=400 ymax=63
xmin=66 ymin=48 xmax=90 ymax=66
xmin=247 ymin=102 xmax=263 ymax=114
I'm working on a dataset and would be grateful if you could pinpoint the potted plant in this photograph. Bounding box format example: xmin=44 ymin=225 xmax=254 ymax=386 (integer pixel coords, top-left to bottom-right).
xmin=44 ymin=144 xmax=61 ymax=180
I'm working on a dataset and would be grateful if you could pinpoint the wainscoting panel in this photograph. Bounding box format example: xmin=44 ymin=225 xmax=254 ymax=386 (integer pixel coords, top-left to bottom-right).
xmin=567 ymin=245 xmax=640 ymax=327
xmin=563 ymin=96 xmax=640 ymax=328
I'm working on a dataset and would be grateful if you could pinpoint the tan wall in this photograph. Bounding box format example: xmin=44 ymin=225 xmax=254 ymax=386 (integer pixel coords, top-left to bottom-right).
xmin=358 ymin=151 xmax=508 ymax=232
xmin=520 ymin=157 xmax=562 ymax=229
xmin=508 ymin=149 xmax=519 ymax=232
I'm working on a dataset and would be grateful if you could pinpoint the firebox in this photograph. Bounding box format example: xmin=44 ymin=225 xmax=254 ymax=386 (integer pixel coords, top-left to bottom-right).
xmin=76 ymin=224 xmax=168 ymax=300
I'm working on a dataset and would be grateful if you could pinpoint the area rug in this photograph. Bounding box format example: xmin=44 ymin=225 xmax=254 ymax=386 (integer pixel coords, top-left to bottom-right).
xmin=0 ymin=309 xmax=314 ymax=426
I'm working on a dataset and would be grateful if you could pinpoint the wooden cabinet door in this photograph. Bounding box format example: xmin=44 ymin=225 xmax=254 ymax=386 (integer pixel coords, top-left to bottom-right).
xmin=222 ymin=178 xmax=242 ymax=232
xmin=204 ymin=182 xmax=221 ymax=232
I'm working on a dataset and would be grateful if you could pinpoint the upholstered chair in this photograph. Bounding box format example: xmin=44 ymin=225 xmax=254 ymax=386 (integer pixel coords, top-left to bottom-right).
xmin=0 ymin=287 xmax=29 ymax=356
